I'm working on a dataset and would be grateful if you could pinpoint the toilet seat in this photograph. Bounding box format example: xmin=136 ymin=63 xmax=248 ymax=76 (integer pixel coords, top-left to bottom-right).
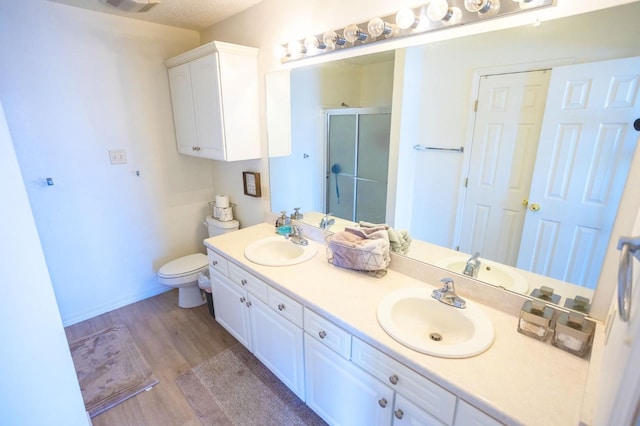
xmin=158 ymin=253 xmax=208 ymax=286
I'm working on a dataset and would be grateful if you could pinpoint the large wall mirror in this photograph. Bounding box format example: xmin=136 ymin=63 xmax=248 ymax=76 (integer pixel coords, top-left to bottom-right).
xmin=268 ymin=3 xmax=640 ymax=318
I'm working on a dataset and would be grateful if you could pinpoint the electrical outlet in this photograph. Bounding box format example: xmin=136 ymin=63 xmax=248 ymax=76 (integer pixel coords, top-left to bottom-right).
xmin=109 ymin=149 xmax=127 ymax=165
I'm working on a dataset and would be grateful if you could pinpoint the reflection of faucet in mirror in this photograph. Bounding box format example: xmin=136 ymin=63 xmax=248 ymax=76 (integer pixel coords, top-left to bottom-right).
xmin=286 ymin=225 xmax=309 ymax=246
xmin=319 ymin=213 xmax=335 ymax=230
xmin=432 ymin=278 xmax=466 ymax=309
xmin=463 ymin=252 xmax=481 ymax=278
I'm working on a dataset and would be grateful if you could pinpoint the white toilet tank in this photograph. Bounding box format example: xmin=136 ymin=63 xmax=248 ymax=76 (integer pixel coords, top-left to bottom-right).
xmin=206 ymin=215 xmax=239 ymax=237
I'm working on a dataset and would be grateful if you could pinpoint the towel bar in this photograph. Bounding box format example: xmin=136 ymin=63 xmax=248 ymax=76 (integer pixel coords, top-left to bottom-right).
xmin=617 ymin=236 xmax=640 ymax=322
xmin=413 ymin=145 xmax=464 ymax=153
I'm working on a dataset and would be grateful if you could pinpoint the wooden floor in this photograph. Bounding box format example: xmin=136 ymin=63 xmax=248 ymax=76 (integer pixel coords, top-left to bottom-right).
xmin=65 ymin=289 xmax=238 ymax=426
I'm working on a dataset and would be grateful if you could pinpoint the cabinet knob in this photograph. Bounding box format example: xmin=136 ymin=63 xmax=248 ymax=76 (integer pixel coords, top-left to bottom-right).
xmin=318 ymin=330 xmax=327 ymax=339
xmin=240 ymin=297 xmax=246 ymax=303
xmin=212 ymin=260 xmax=218 ymax=266
xmin=241 ymin=279 xmax=248 ymax=285
xmin=394 ymin=409 xmax=404 ymax=419
xmin=278 ymin=303 xmax=285 ymax=311
xmin=246 ymin=301 xmax=252 ymax=308
xmin=378 ymin=398 xmax=388 ymax=408
xmin=389 ymin=374 xmax=399 ymax=385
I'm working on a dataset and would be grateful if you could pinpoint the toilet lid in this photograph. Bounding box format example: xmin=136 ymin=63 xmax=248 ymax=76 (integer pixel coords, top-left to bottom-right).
xmin=158 ymin=253 xmax=208 ymax=278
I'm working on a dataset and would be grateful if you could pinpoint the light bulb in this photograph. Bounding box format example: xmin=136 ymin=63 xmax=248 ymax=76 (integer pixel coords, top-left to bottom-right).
xmin=464 ymin=0 xmax=500 ymax=16
xmin=427 ymin=0 xmax=462 ymax=25
xmin=287 ymin=40 xmax=305 ymax=56
xmin=367 ymin=17 xmax=393 ymax=38
xmin=304 ymin=35 xmax=326 ymax=52
xmin=396 ymin=8 xmax=419 ymax=30
xmin=344 ymin=24 xmax=368 ymax=43
xmin=273 ymin=44 xmax=289 ymax=60
xmin=322 ymin=31 xmax=346 ymax=50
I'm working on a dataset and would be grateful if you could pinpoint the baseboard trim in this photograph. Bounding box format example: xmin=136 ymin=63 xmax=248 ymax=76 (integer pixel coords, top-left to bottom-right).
xmin=62 ymin=286 xmax=171 ymax=327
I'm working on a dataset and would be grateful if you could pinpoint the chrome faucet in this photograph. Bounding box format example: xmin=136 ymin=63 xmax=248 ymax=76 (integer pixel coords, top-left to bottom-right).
xmin=463 ymin=252 xmax=481 ymax=278
xmin=319 ymin=213 xmax=335 ymax=230
xmin=432 ymin=278 xmax=466 ymax=309
xmin=286 ymin=225 xmax=309 ymax=246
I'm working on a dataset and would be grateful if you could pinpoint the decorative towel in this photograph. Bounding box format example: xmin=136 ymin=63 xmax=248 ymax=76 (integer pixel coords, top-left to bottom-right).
xmin=327 ymin=225 xmax=390 ymax=272
xmin=358 ymin=221 xmax=412 ymax=255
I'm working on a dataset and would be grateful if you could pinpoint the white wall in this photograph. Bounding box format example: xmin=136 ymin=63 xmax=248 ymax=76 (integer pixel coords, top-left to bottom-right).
xmin=0 ymin=99 xmax=88 ymax=424
xmin=0 ymin=0 xmax=210 ymax=325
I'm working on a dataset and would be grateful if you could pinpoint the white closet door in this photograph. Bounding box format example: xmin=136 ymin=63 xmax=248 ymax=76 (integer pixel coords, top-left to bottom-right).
xmin=517 ymin=56 xmax=640 ymax=289
xmin=459 ymin=70 xmax=550 ymax=265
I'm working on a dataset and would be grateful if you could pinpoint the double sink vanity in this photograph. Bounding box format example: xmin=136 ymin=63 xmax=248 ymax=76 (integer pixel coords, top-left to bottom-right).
xmin=204 ymin=217 xmax=599 ymax=425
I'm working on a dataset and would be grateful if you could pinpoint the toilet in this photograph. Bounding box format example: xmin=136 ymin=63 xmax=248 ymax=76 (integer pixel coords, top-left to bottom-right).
xmin=158 ymin=216 xmax=239 ymax=308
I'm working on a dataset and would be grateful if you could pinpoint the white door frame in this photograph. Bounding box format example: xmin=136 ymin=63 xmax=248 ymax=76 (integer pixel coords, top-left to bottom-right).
xmin=454 ymin=57 xmax=576 ymax=249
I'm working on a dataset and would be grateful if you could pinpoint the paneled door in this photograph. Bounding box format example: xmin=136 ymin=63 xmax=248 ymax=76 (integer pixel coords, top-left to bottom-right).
xmin=517 ymin=56 xmax=640 ymax=289
xmin=458 ymin=70 xmax=551 ymax=265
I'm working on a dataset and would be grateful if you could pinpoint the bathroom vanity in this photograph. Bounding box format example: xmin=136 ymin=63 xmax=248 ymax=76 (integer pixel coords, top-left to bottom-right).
xmin=204 ymin=221 xmax=598 ymax=425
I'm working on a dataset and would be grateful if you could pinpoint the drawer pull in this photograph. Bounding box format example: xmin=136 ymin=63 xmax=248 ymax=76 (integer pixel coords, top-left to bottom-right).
xmin=389 ymin=374 xmax=399 ymax=385
xmin=378 ymin=398 xmax=388 ymax=408
xmin=241 ymin=279 xmax=248 ymax=285
xmin=318 ymin=330 xmax=327 ymax=339
xmin=278 ymin=303 xmax=285 ymax=311
xmin=394 ymin=409 xmax=404 ymax=419
xmin=212 ymin=260 xmax=218 ymax=266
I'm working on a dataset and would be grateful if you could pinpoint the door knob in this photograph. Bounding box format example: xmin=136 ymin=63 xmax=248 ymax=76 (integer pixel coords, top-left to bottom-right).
xmin=529 ymin=203 xmax=540 ymax=211
xmin=522 ymin=199 xmax=529 ymax=207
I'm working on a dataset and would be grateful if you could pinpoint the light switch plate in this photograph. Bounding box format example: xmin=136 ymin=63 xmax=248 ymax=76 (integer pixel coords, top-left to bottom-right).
xmin=109 ymin=149 xmax=127 ymax=165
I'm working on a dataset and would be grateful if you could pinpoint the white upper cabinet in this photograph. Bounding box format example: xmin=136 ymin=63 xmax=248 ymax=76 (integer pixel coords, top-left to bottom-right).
xmin=165 ymin=41 xmax=261 ymax=161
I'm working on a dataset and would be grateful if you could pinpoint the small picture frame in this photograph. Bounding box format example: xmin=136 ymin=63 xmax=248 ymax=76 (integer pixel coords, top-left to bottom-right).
xmin=243 ymin=171 xmax=261 ymax=197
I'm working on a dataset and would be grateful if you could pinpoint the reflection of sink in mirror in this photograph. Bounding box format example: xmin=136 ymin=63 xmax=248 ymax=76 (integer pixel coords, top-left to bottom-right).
xmin=377 ymin=287 xmax=494 ymax=358
xmin=244 ymin=236 xmax=318 ymax=266
xmin=435 ymin=256 xmax=528 ymax=295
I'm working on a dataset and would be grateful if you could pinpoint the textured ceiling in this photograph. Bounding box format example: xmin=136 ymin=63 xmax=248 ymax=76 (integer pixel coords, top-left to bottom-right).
xmin=47 ymin=0 xmax=264 ymax=31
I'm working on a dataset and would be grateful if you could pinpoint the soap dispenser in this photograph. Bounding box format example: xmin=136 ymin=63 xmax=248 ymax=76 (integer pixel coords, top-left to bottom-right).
xmin=275 ymin=211 xmax=291 ymax=235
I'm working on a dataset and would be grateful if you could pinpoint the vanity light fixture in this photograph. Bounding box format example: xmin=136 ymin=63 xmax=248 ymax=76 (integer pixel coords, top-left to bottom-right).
xmin=322 ymin=30 xmax=347 ymax=50
xmin=277 ymin=0 xmax=552 ymax=63
xmin=427 ymin=0 xmax=463 ymax=26
xmin=367 ymin=17 xmax=397 ymax=39
xmin=464 ymin=0 xmax=501 ymax=17
xmin=344 ymin=24 xmax=368 ymax=43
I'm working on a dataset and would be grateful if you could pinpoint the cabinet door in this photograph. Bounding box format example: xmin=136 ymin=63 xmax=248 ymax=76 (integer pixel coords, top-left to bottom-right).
xmin=304 ymin=334 xmax=393 ymax=426
xmin=393 ymin=394 xmax=445 ymax=426
xmin=167 ymin=63 xmax=198 ymax=155
xmin=189 ymin=53 xmax=226 ymax=160
xmin=250 ymin=299 xmax=305 ymax=401
xmin=211 ymin=272 xmax=252 ymax=351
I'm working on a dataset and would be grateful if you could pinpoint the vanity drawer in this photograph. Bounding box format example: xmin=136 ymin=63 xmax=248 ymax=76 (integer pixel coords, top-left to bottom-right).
xmin=352 ymin=337 xmax=456 ymax=425
xmin=268 ymin=287 xmax=303 ymax=328
xmin=207 ymin=249 xmax=229 ymax=276
xmin=228 ymin=262 xmax=268 ymax=303
xmin=304 ymin=308 xmax=351 ymax=360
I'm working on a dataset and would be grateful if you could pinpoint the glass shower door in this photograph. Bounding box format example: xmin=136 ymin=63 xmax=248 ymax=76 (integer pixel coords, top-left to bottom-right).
xmin=326 ymin=111 xmax=390 ymax=224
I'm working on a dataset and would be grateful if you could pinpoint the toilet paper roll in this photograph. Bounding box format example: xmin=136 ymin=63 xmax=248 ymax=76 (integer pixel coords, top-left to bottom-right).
xmin=215 ymin=194 xmax=230 ymax=208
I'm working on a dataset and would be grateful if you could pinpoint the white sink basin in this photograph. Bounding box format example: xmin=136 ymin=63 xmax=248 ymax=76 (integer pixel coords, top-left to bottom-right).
xmin=377 ymin=287 xmax=495 ymax=358
xmin=244 ymin=236 xmax=318 ymax=266
xmin=435 ymin=256 xmax=529 ymax=294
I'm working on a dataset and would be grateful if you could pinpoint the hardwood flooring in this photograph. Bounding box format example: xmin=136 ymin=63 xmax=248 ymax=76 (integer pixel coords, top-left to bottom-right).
xmin=65 ymin=289 xmax=238 ymax=426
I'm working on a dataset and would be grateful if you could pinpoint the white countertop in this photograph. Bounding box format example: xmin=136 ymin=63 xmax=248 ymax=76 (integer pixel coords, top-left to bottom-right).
xmin=204 ymin=223 xmax=595 ymax=426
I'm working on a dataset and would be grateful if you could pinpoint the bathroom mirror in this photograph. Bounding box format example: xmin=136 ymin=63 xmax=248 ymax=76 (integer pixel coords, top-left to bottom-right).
xmin=268 ymin=3 xmax=640 ymax=315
